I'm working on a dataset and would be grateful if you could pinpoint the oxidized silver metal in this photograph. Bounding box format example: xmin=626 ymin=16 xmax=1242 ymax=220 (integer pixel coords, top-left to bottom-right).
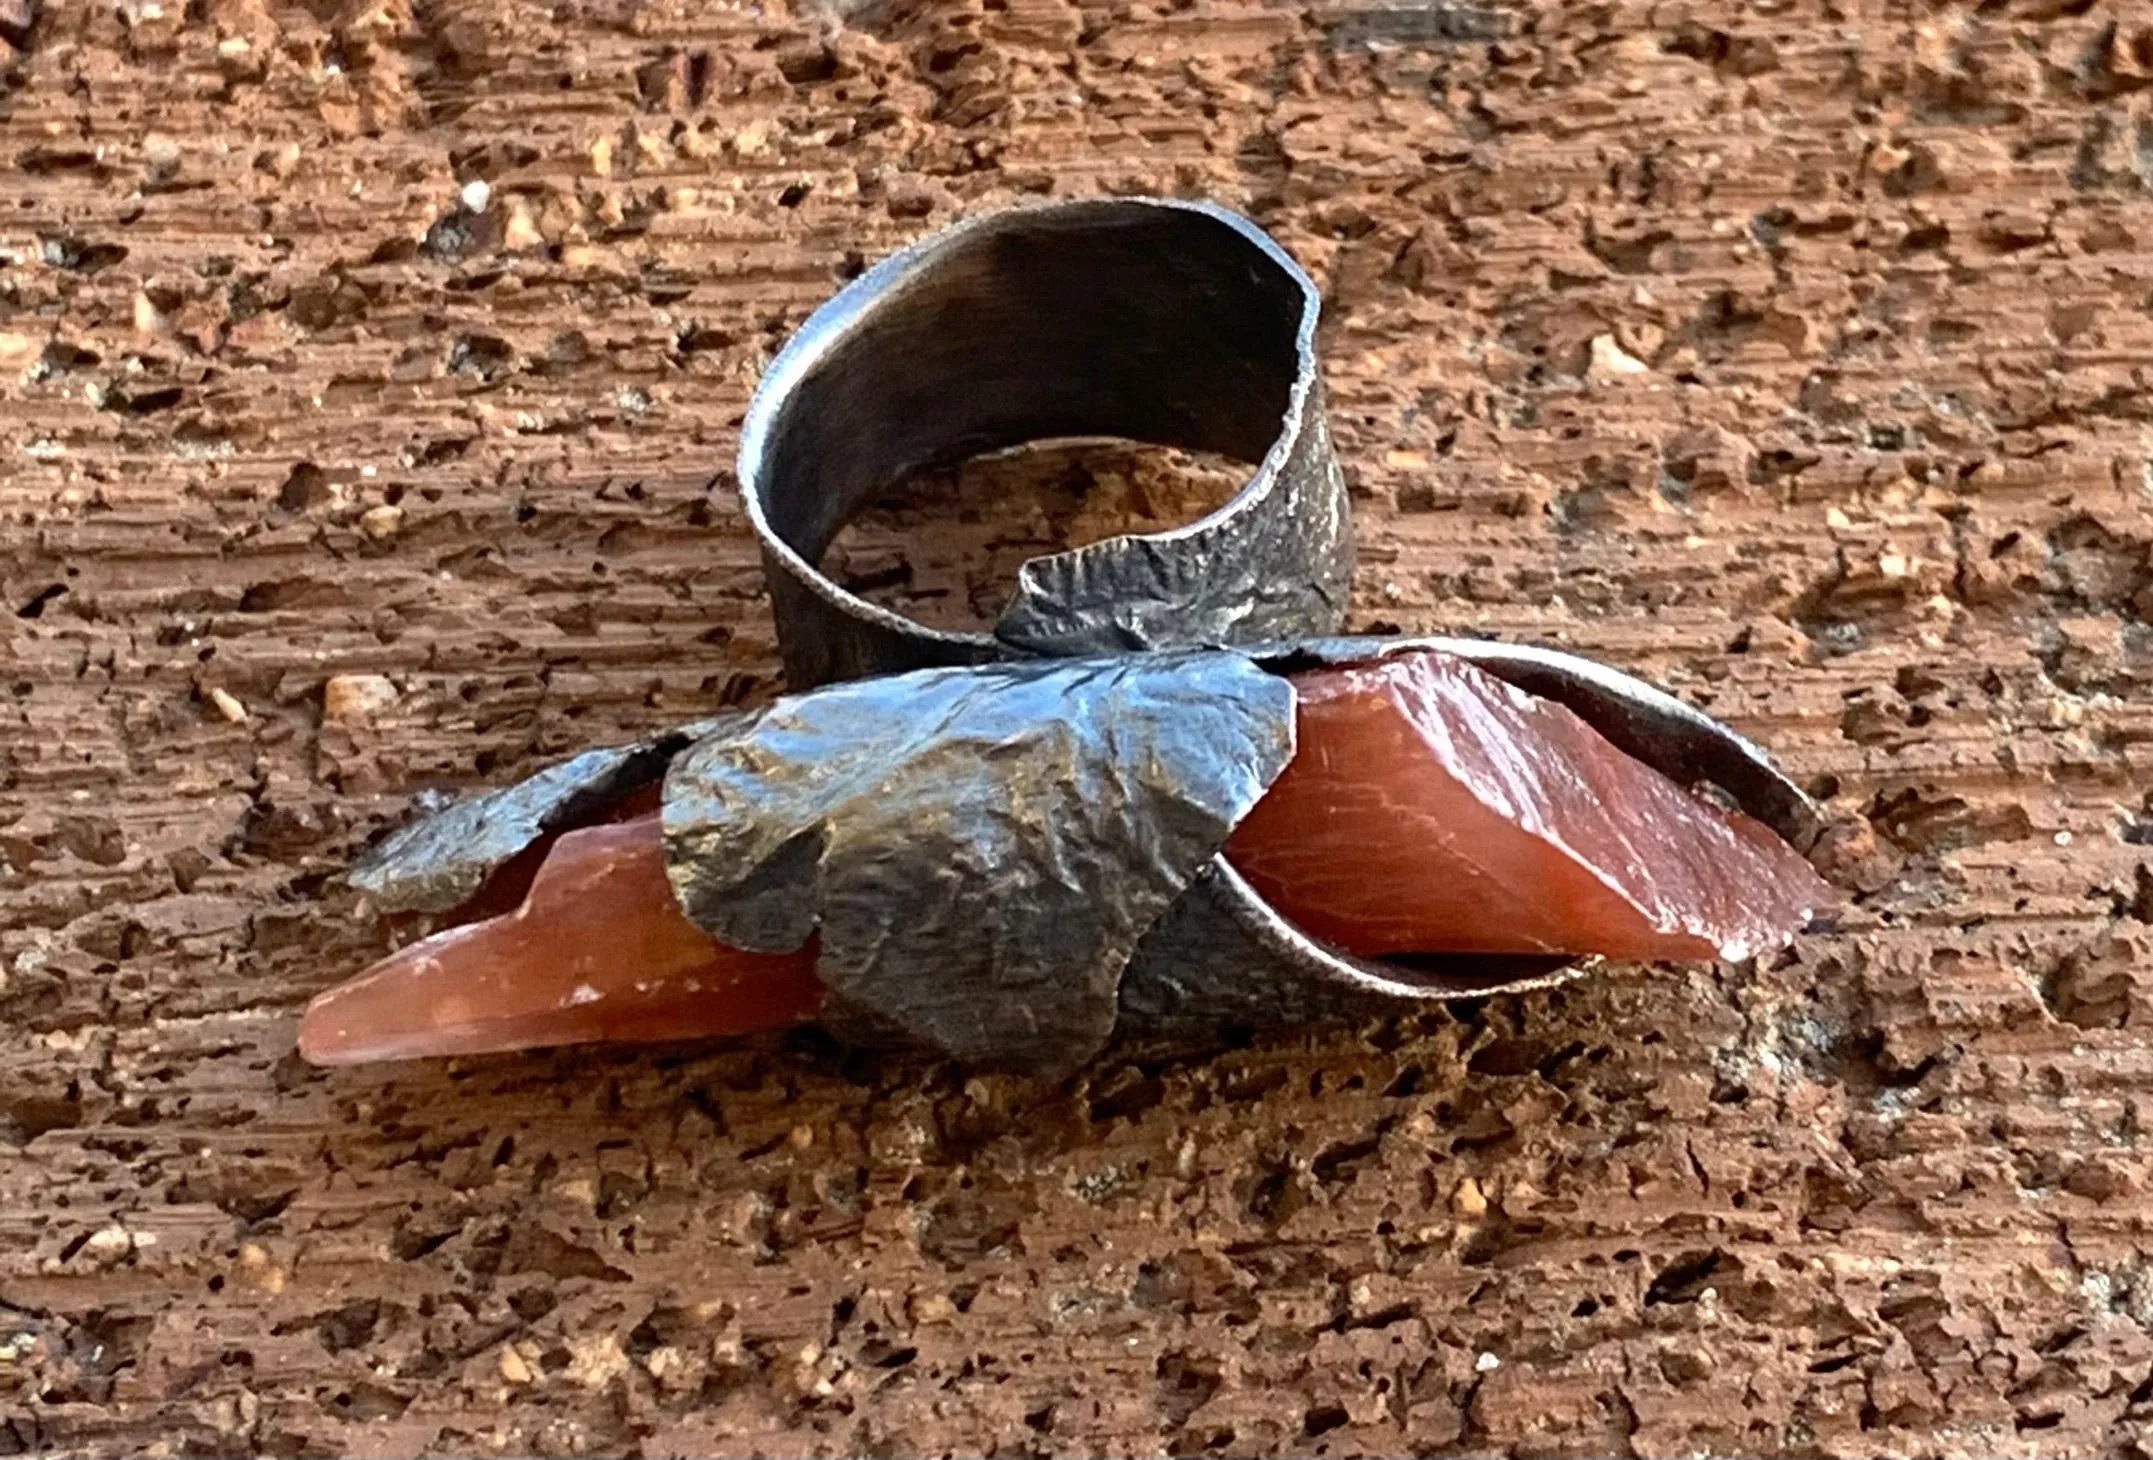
xmin=663 ymin=652 xmax=1294 ymax=1074
xmin=348 ymin=724 xmax=714 ymax=916
xmin=737 ymin=197 xmax=1353 ymax=687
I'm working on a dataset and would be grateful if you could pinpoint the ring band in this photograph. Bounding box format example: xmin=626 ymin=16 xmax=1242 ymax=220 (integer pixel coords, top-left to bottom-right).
xmin=738 ymin=197 xmax=1353 ymax=688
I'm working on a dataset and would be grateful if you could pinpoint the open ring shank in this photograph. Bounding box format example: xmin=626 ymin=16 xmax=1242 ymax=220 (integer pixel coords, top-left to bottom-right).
xmin=738 ymin=198 xmax=1352 ymax=688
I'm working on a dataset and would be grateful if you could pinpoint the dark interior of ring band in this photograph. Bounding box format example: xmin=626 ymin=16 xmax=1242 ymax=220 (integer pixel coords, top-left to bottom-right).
xmin=755 ymin=204 xmax=1307 ymax=567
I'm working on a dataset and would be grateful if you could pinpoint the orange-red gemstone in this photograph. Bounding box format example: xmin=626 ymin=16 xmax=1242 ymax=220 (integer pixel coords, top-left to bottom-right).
xmin=1226 ymin=651 xmax=1831 ymax=963
xmin=298 ymin=814 xmax=821 ymax=1066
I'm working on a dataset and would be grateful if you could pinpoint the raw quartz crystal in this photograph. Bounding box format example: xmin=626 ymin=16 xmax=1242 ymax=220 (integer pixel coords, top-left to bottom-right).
xmin=298 ymin=815 xmax=821 ymax=1066
xmin=1225 ymin=651 xmax=1832 ymax=964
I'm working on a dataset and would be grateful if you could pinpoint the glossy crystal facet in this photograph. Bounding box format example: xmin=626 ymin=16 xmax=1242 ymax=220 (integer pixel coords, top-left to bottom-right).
xmin=1226 ymin=651 xmax=1832 ymax=963
xmin=299 ymin=814 xmax=821 ymax=1066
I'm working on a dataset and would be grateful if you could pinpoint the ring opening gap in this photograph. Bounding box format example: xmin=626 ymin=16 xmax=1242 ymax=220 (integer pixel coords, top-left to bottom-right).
xmin=823 ymin=439 xmax=1249 ymax=633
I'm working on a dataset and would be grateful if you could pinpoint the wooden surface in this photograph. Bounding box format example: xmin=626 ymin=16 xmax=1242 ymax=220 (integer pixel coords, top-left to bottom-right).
xmin=5 ymin=1 xmax=2153 ymax=1454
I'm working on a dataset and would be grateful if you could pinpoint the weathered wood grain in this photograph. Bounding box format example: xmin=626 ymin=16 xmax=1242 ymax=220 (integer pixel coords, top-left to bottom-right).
xmin=4 ymin=1 xmax=2153 ymax=1454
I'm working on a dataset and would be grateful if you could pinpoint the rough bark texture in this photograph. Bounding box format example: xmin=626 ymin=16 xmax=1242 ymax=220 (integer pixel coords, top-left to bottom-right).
xmin=4 ymin=1 xmax=2153 ymax=1456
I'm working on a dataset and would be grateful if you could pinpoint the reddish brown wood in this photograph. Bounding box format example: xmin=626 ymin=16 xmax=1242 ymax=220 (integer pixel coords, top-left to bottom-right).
xmin=3 ymin=2 xmax=2151 ymax=1455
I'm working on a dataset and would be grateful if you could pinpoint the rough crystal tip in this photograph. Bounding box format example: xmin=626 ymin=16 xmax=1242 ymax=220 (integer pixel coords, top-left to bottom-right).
xmin=301 ymin=814 xmax=821 ymax=1067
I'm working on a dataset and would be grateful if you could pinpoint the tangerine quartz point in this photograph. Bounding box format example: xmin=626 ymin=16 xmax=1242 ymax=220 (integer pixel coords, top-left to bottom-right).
xmin=1225 ymin=651 xmax=1833 ymax=964
xmin=299 ymin=814 xmax=821 ymax=1066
